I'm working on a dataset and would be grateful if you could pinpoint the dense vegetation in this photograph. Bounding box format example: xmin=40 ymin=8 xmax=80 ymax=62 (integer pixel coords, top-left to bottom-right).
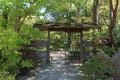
xmin=0 ymin=0 xmax=120 ymax=80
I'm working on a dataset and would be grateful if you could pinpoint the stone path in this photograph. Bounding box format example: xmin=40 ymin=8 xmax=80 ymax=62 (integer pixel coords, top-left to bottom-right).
xmin=17 ymin=51 xmax=81 ymax=80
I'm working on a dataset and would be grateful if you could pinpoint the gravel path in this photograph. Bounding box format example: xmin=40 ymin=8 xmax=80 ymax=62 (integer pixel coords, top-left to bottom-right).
xmin=17 ymin=51 xmax=81 ymax=80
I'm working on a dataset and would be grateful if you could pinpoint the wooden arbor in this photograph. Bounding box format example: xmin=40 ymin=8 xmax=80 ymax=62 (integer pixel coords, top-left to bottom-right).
xmin=33 ymin=22 xmax=99 ymax=63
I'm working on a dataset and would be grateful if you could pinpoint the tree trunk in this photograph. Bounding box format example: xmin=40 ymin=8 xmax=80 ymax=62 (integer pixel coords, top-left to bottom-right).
xmin=109 ymin=0 xmax=118 ymax=47
xmin=93 ymin=0 xmax=99 ymax=25
xmin=109 ymin=28 xmax=114 ymax=47
xmin=85 ymin=0 xmax=88 ymax=17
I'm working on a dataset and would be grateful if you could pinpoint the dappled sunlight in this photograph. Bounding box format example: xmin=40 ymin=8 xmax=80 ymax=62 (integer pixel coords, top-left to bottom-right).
xmin=17 ymin=51 xmax=81 ymax=80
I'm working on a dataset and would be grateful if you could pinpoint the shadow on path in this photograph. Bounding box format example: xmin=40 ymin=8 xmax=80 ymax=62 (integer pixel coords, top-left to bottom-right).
xmin=17 ymin=51 xmax=81 ymax=80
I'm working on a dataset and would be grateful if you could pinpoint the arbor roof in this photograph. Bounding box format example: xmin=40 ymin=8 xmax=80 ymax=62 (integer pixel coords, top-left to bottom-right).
xmin=33 ymin=22 xmax=99 ymax=32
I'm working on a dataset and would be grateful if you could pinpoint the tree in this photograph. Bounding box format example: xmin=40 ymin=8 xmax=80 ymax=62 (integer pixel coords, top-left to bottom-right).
xmin=0 ymin=0 xmax=49 ymax=79
xmin=0 ymin=0 xmax=49 ymax=32
xmin=93 ymin=0 xmax=99 ymax=25
xmin=109 ymin=0 xmax=118 ymax=47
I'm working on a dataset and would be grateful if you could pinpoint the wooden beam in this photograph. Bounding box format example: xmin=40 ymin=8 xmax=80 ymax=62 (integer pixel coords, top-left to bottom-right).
xmin=80 ymin=31 xmax=85 ymax=62
xmin=46 ymin=30 xmax=50 ymax=63
xmin=33 ymin=23 xmax=99 ymax=32
xmin=49 ymin=28 xmax=89 ymax=32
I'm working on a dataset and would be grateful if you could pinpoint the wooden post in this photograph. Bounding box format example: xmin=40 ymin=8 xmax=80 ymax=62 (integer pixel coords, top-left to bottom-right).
xmin=80 ymin=31 xmax=84 ymax=62
xmin=46 ymin=30 xmax=50 ymax=63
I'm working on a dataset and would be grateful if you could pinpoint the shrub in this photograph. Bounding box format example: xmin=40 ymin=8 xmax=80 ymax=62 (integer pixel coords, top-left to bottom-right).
xmin=0 ymin=27 xmax=32 ymax=80
xmin=80 ymin=53 xmax=113 ymax=80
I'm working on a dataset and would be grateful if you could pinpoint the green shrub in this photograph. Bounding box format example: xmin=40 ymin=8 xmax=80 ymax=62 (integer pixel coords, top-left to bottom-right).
xmin=80 ymin=53 xmax=113 ymax=80
xmin=114 ymin=26 xmax=120 ymax=48
xmin=0 ymin=27 xmax=32 ymax=80
xmin=0 ymin=0 xmax=48 ymax=79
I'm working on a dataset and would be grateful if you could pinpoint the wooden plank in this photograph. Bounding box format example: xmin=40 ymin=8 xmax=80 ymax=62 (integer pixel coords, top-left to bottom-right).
xmin=25 ymin=41 xmax=47 ymax=48
xmin=46 ymin=30 xmax=50 ymax=63
xmin=33 ymin=23 xmax=100 ymax=32
xmin=49 ymin=28 xmax=90 ymax=32
xmin=35 ymin=41 xmax=47 ymax=47
xmin=36 ymin=51 xmax=46 ymax=54
xmin=36 ymin=51 xmax=47 ymax=59
xmin=80 ymin=31 xmax=85 ymax=62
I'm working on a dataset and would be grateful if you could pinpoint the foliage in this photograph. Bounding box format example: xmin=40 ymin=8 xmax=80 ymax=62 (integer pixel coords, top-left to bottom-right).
xmin=114 ymin=25 xmax=120 ymax=47
xmin=92 ymin=25 xmax=119 ymax=56
xmin=0 ymin=0 xmax=49 ymax=79
xmin=19 ymin=24 xmax=47 ymax=41
xmin=0 ymin=27 xmax=32 ymax=80
xmin=50 ymin=32 xmax=64 ymax=50
xmin=80 ymin=53 xmax=114 ymax=80
xmin=0 ymin=0 xmax=119 ymax=79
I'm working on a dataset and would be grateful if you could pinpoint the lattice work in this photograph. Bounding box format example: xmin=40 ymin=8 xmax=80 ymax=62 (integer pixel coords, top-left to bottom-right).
xmin=63 ymin=32 xmax=81 ymax=61
xmin=64 ymin=32 xmax=93 ymax=62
